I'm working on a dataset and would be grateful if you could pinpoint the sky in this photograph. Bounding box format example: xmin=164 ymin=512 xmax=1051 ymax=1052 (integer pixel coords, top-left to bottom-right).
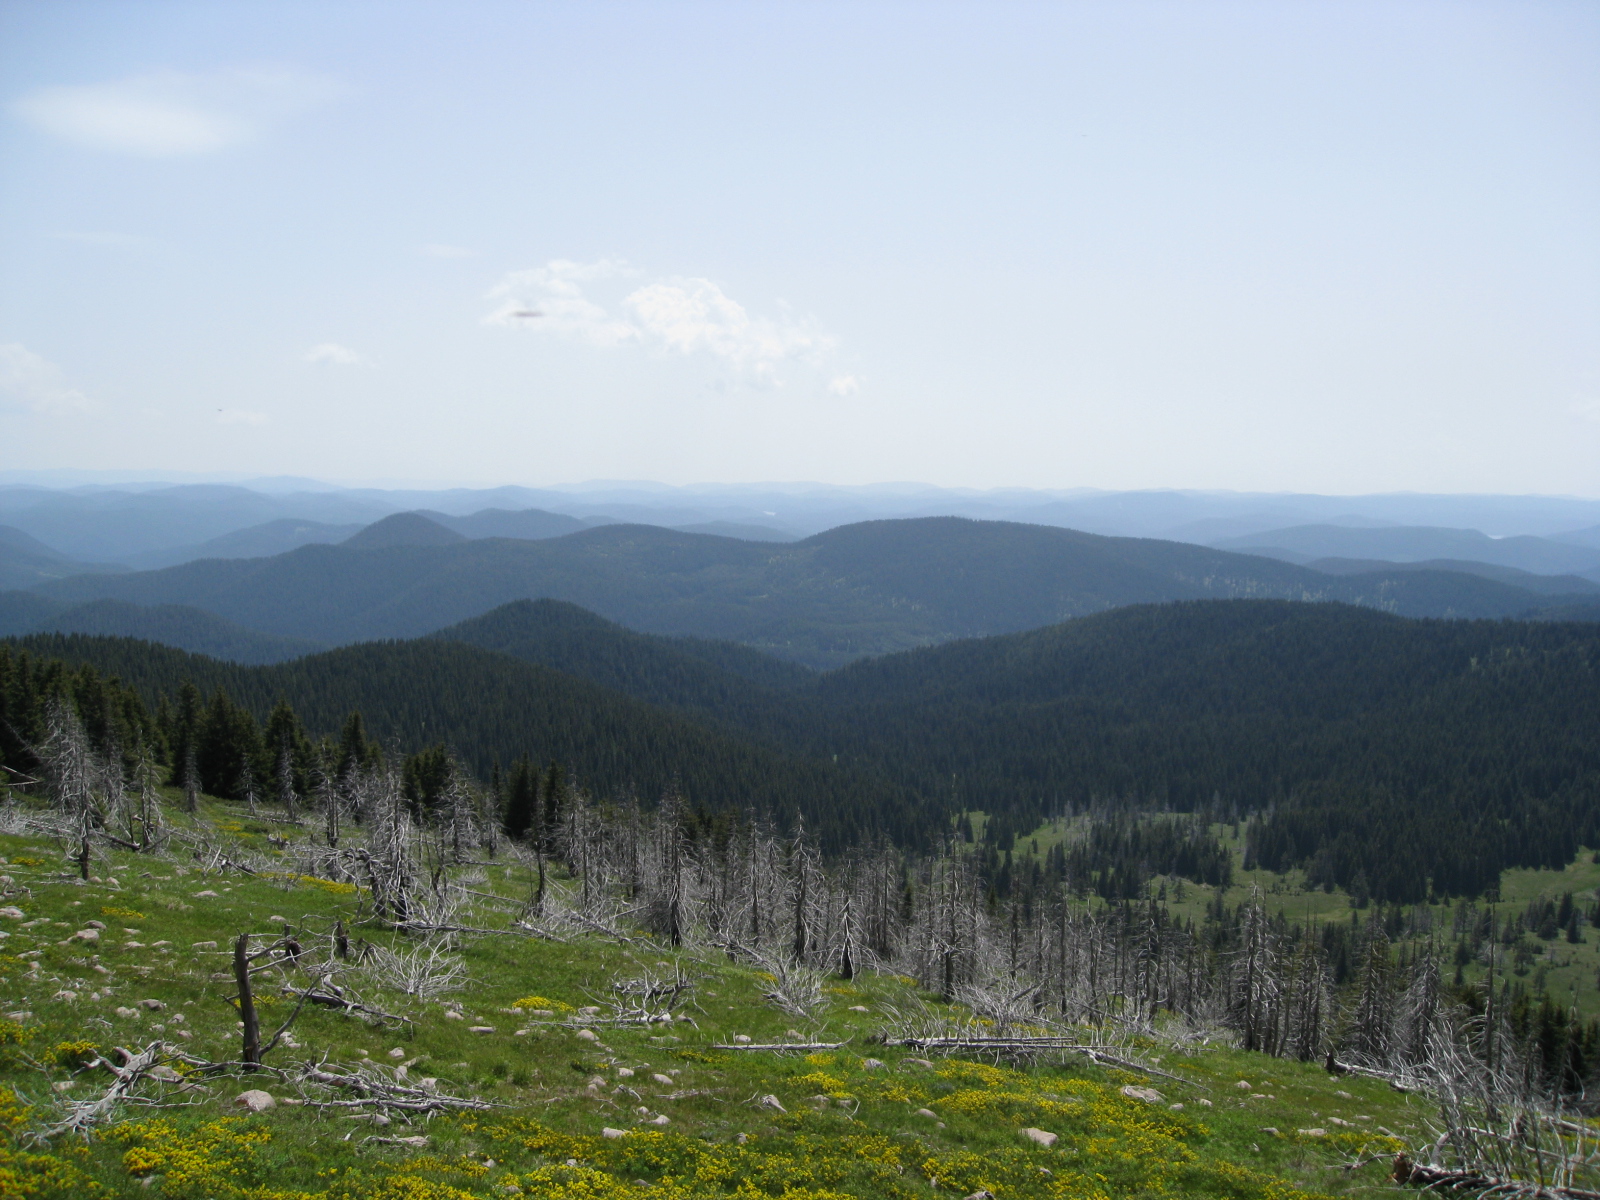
xmin=0 ymin=0 xmax=1596 ymax=494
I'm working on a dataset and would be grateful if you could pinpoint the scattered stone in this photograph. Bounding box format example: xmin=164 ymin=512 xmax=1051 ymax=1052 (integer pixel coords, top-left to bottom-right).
xmin=468 ymin=1026 xmax=495 ymax=1034
xmin=846 ymin=1005 xmax=868 ymax=1012
xmin=736 ymin=1132 xmax=749 ymax=1145
xmin=525 ymin=1008 xmax=554 ymax=1017
xmin=394 ymin=1136 xmax=429 ymax=1148
xmin=1235 ymin=1080 xmax=1252 ymax=1090
xmin=71 ymin=928 xmax=100 ymax=942
xmin=388 ymin=1048 xmax=406 ymax=1059
xmin=191 ymin=941 xmax=217 ymax=950
xmin=1198 ymin=1098 xmax=1213 ymax=1107
xmin=758 ymin=1094 xmax=786 ymax=1112
xmin=905 ymin=1058 xmax=935 ymax=1069
xmin=587 ymin=1076 xmax=607 ymax=1089
xmin=964 ymin=1191 xmax=996 ymax=1200
xmin=267 ymin=916 xmax=287 ymax=923
xmin=85 ymin=920 xmax=106 ymax=930
xmin=92 ymin=964 xmax=109 ymax=975
xmin=1169 ymin=1103 xmax=1184 ymax=1110
xmin=1328 ymin=1117 xmax=1353 ymax=1127
xmin=647 ymin=1114 xmax=670 ymax=1125
xmin=104 ymin=878 xmax=118 ymax=888
xmin=194 ymin=890 xmax=218 ymax=898
xmin=234 ymin=1090 xmax=276 ymax=1112
xmin=52 ymin=990 xmax=77 ymax=1002
xmin=0 ymin=907 xmax=20 ymax=920
xmin=576 ymin=1029 xmax=599 ymax=1042
xmin=1298 ymin=1128 xmax=1327 ymax=1138
xmin=1120 ymin=1085 xmax=1164 ymax=1104
xmin=443 ymin=1010 xmax=464 ymax=1020
xmin=651 ymin=1073 xmax=674 ymax=1086
xmin=1250 ymin=1094 xmax=1267 ymax=1099
xmin=785 ymin=1029 xmax=802 ymax=1039
xmin=732 ymin=1034 xmax=752 ymax=1044
xmin=1356 ymin=1115 xmax=1372 ymax=1121
xmin=140 ymin=999 xmax=166 ymax=1011
xmin=149 ymin=1066 xmax=182 ymax=1082
xmin=861 ymin=1058 xmax=885 ymax=1070
xmin=1021 ymin=1128 xmax=1058 ymax=1147
xmin=1335 ymin=1089 xmax=1353 ymax=1098
xmin=808 ymin=1095 xmax=830 ymax=1108
xmin=578 ymin=1006 xmax=602 ymax=1017
xmin=916 ymin=1108 xmax=937 ymax=1118
xmin=616 ymin=1067 xmax=635 ymax=1078
xmin=115 ymin=1006 xmax=139 ymax=1019
xmin=1259 ymin=1127 xmax=1279 ymax=1135
xmin=602 ymin=1127 xmax=627 ymax=1139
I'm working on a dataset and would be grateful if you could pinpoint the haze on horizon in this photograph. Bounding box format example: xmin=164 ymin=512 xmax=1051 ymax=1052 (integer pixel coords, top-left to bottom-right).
xmin=0 ymin=0 xmax=1596 ymax=497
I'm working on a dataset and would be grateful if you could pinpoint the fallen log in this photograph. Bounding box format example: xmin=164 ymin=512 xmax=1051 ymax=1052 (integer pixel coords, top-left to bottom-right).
xmin=41 ymin=1042 xmax=166 ymax=1140
xmin=885 ymin=1034 xmax=1199 ymax=1087
xmin=712 ymin=1041 xmax=848 ymax=1052
xmin=1392 ymin=1153 xmax=1600 ymax=1200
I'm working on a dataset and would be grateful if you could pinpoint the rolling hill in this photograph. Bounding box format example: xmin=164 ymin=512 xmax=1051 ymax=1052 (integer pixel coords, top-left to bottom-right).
xmin=1216 ymin=523 xmax=1600 ymax=575
xmin=30 ymin=517 xmax=1591 ymax=667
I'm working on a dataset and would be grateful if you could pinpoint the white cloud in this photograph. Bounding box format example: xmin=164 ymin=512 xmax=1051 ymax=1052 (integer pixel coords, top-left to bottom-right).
xmin=0 ymin=343 xmax=93 ymax=415
xmin=216 ymin=408 xmax=268 ymax=426
xmin=421 ymin=244 xmax=475 ymax=259
xmin=10 ymin=67 xmax=340 ymax=157
xmin=1571 ymin=398 xmax=1600 ymax=424
xmin=486 ymin=259 xmax=833 ymax=379
xmin=827 ymin=374 xmax=861 ymax=397
xmin=304 ymin=343 xmax=372 ymax=367
xmin=484 ymin=258 xmax=643 ymax=348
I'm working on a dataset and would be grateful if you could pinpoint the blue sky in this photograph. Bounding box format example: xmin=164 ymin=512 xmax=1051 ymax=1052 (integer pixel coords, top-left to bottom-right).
xmin=0 ymin=0 xmax=1596 ymax=493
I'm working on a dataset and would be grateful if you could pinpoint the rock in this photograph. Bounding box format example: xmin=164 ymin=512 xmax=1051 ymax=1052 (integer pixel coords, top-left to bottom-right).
xmin=861 ymin=1058 xmax=885 ymax=1070
xmin=1298 ymin=1128 xmax=1326 ymax=1138
xmin=1235 ymin=1080 xmax=1252 ymax=1089
xmin=468 ymin=1026 xmax=495 ymax=1034
xmin=1169 ymin=1103 xmax=1184 ymax=1110
xmin=602 ymin=1127 xmax=627 ymax=1139
xmin=104 ymin=878 xmax=119 ymax=888
xmin=758 ymin=1094 xmax=786 ymax=1112
xmin=736 ymin=1132 xmax=749 ymax=1145
xmin=191 ymin=941 xmax=217 ymax=950
xmin=395 ymin=1136 xmax=429 ymax=1148
xmin=576 ymin=1029 xmax=599 ymax=1042
xmin=388 ymin=1048 xmax=406 ymax=1058
xmin=733 ymin=1034 xmax=752 ymax=1044
xmin=234 ymin=1090 xmax=276 ymax=1112
xmin=1335 ymin=1089 xmax=1353 ymax=1098
xmin=1021 ymin=1128 xmax=1058 ymax=1147
xmin=267 ymin=916 xmax=287 ymax=923
xmin=786 ymin=1029 xmax=802 ymax=1039
xmin=115 ymin=1006 xmax=139 ymax=1019
xmin=905 ymin=1058 xmax=935 ymax=1069
xmin=916 ymin=1108 xmax=937 ymax=1118
xmin=85 ymin=920 xmax=106 ymax=930
xmin=1259 ymin=1127 xmax=1279 ymax=1135
xmin=194 ymin=890 xmax=218 ymax=898
xmin=964 ymin=1191 xmax=996 ymax=1200
xmin=1120 ymin=1085 xmax=1164 ymax=1104
xmin=71 ymin=928 xmax=100 ymax=942
xmin=148 ymin=1066 xmax=182 ymax=1082
xmin=52 ymin=990 xmax=77 ymax=1002
xmin=616 ymin=1067 xmax=635 ymax=1078
xmin=0 ymin=907 xmax=23 ymax=919
xmin=647 ymin=1114 xmax=670 ymax=1125
xmin=443 ymin=1010 xmax=464 ymax=1020
xmin=847 ymin=1005 xmax=868 ymax=1012
xmin=1329 ymin=1116 xmax=1353 ymax=1127
xmin=808 ymin=1095 xmax=830 ymax=1108
xmin=525 ymin=1008 xmax=554 ymax=1017
xmin=140 ymin=999 xmax=166 ymax=1011
xmin=651 ymin=1073 xmax=674 ymax=1085
xmin=1198 ymin=1098 xmax=1213 ymax=1107
xmin=578 ymin=1006 xmax=601 ymax=1016
xmin=587 ymin=1076 xmax=608 ymax=1088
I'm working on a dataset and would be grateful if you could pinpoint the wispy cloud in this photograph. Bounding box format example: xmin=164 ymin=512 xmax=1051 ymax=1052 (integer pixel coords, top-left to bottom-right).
xmin=421 ymin=244 xmax=475 ymax=259
xmin=485 ymin=259 xmax=834 ymax=380
xmin=216 ymin=408 xmax=268 ymax=426
xmin=0 ymin=343 xmax=93 ymax=415
xmin=827 ymin=374 xmax=861 ymax=397
xmin=10 ymin=67 xmax=341 ymax=157
xmin=304 ymin=343 xmax=372 ymax=367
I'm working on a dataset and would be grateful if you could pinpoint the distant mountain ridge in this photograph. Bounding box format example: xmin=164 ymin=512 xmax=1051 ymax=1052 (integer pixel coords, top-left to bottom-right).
xmin=1215 ymin=523 xmax=1600 ymax=575
xmin=28 ymin=516 xmax=1596 ymax=668
xmin=0 ymin=591 xmax=323 ymax=664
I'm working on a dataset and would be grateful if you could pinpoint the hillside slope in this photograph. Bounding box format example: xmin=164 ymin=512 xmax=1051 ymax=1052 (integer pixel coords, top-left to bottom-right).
xmin=32 ymin=517 xmax=1576 ymax=666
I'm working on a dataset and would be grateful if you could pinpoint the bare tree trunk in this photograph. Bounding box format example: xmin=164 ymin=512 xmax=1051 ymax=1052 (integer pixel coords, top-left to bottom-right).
xmin=234 ymin=933 xmax=261 ymax=1070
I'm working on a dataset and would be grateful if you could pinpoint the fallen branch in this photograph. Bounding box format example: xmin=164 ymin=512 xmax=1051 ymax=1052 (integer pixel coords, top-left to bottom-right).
xmin=40 ymin=1042 xmax=166 ymax=1140
xmin=712 ymin=1041 xmax=848 ymax=1052
xmin=296 ymin=1063 xmax=492 ymax=1114
xmin=283 ymin=985 xmax=412 ymax=1028
xmin=1392 ymin=1153 xmax=1600 ymax=1199
xmin=884 ymin=1035 xmax=1200 ymax=1088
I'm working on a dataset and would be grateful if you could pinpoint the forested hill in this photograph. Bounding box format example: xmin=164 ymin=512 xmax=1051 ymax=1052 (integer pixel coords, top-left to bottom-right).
xmin=0 ymin=633 xmax=922 ymax=848
xmin=811 ymin=602 xmax=1600 ymax=901
xmin=7 ymin=600 xmax=1598 ymax=901
xmin=33 ymin=516 xmax=1583 ymax=668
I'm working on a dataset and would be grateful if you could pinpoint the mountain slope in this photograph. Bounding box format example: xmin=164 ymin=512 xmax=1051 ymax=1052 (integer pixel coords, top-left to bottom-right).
xmin=1305 ymin=556 xmax=1600 ymax=595
xmin=1217 ymin=523 xmax=1600 ymax=575
xmin=5 ymin=632 xmax=920 ymax=847
xmin=125 ymin=517 xmax=365 ymax=568
xmin=342 ymin=511 xmax=467 ymax=548
xmin=30 ymin=517 xmax=1575 ymax=667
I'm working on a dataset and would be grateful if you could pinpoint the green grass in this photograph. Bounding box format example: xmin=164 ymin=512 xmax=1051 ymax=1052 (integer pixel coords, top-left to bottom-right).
xmin=1 ymin=793 xmax=1438 ymax=1198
